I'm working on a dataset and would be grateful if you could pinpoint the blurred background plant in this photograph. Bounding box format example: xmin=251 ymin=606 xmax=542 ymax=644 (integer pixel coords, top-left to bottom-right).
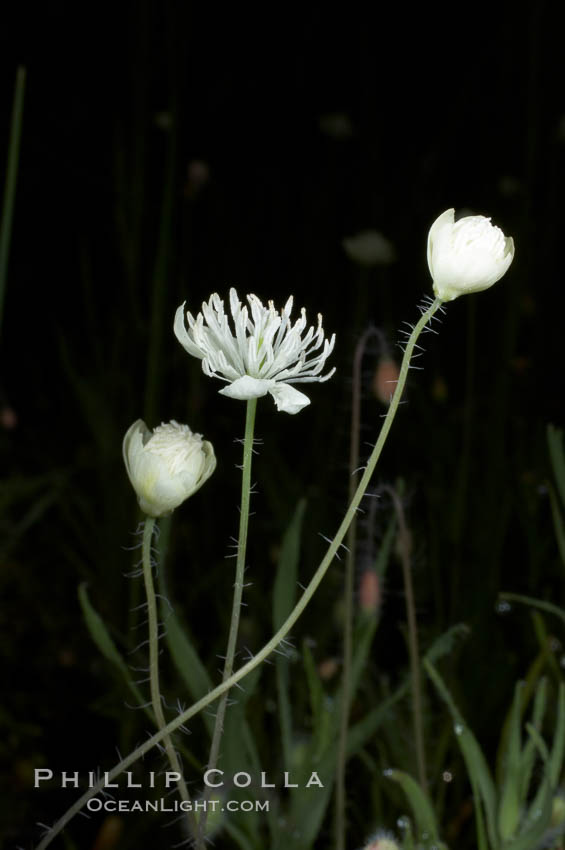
xmin=1 ymin=3 xmax=564 ymax=848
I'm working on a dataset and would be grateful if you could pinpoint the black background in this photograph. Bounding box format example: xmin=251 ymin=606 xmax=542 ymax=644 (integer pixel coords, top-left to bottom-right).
xmin=1 ymin=2 xmax=565 ymax=848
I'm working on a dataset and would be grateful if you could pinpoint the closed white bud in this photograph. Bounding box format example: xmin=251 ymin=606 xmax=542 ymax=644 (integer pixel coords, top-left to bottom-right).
xmin=122 ymin=419 xmax=216 ymax=517
xmin=427 ymin=208 xmax=514 ymax=302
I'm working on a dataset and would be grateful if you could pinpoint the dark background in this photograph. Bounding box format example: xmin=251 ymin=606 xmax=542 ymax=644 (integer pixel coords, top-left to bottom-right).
xmin=1 ymin=2 xmax=564 ymax=848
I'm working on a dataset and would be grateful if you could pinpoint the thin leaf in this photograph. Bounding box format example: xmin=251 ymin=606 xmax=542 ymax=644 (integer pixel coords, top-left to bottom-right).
xmin=385 ymin=769 xmax=440 ymax=843
xmin=531 ymin=611 xmax=562 ymax=680
xmin=161 ymin=605 xmax=215 ymax=736
xmin=78 ymin=583 xmax=147 ymax=713
xmin=498 ymin=682 xmax=524 ymax=841
xmin=273 ymin=499 xmax=306 ymax=630
xmin=0 ymin=66 xmax=26 ymax=334
xmin=425 ymin=623 xmax=470 ymax=664
xmin=424 ymin=659 xmax=498 ymax=849
xmin=548 ymin=682 xmax=565 ymax=789
xmin=548 ymin=483 xmax=565 ymax=567
xmin=548 ymin=424 xmax=565 ymax=509
xmin=499 ymin=593 xmax=565 ymax=628
xmin=273 ymin=500 xmax=306 ymax=766
xmin=519 ymin=678 xmax=547 ymax=805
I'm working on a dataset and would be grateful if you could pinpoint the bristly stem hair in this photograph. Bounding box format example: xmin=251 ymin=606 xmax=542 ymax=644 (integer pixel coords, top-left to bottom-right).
xmin=196 ymin=396 xmax=257 ymax=849
xmin=142 ymin=517 xmax=197 ymax=837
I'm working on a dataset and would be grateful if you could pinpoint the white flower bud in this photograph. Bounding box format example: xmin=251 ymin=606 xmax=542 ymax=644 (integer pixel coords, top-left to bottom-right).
xmin=427 ymin=208 xmax=514 ymax=302
xmin=122 ymin=419 xmax=216 ymax=517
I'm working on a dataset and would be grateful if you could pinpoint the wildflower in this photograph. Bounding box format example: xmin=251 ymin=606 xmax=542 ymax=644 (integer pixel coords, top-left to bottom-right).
xmin=123 ymin=419 xmax=216 ymax=517
xmin=174 ymin=288 xmax=336 ymax=414
xmin=427 ymin=208 xmax=514 ymax=302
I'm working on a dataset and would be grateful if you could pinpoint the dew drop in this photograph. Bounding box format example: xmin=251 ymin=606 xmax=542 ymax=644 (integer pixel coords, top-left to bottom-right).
xmin=442 ymin=770 xmax=453 ymax=782
xmin=383 ymin=768 xmax=393 ymax=777
xmin=454 ymin=723 xmax=464 ymax=736
xmin=397 ymin=816 xmax=409 ymax=830
xmin=496 ymin=600 xmax=512 ymax=614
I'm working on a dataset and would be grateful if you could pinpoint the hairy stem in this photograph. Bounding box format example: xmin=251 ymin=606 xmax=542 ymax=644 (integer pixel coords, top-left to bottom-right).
xmin=34 ymin=298 xmax=442 ymax=850
xmin=142 ymin=517 xmax=197 ymax=837
xmin=196 ymin=397 xmax=257 ymax=848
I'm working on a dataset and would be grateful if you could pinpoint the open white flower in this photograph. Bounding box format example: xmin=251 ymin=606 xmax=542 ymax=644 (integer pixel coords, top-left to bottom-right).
xmin=174 ymin=288 xmax=336 ymax=414
xmin=427 ymin=208 xmax=514 ymax=302
xmin=123 ymin=419 xmax=216 ymax=517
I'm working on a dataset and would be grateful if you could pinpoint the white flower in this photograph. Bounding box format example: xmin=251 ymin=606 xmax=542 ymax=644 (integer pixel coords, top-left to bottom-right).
xmin=123 ymin=419 xmax=216 ymax=517
xmin=174 ymin=288 xmax=336 ymax=414
xmin=427 ymin=208 xmax=515 ymax=302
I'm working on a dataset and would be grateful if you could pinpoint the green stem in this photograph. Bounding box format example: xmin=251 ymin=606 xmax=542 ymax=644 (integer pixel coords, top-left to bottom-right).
xmin=0 ymin=66 xmax=26 ymax=337
xmin=142 ymin=517 xmax=197 ymax=837
xmin=196 ymin=397 xmax=257 ymax=848
xmin=34 ymin=298 xmax=442 ymax=850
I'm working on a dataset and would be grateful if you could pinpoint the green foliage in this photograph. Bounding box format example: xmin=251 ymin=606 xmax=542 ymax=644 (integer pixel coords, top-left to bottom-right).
xmin=426 ymin=658 xmax=565 ymax=850
xmin=78 ymin=582 xmax=150 ymax=717
xmin=385 ymin=768 xmax=445 ymax=848
xmin=548 ymin=425 xmax=565 ymax=568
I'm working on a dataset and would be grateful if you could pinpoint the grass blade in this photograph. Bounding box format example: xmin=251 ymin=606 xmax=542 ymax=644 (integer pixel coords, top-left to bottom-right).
xmin=0 ymin=66 xmax=26 ymax=335
xmin=424 ymin=658 xmax=498 ymax=849
xmin=384 ymin=768 xmax=441 ymax=843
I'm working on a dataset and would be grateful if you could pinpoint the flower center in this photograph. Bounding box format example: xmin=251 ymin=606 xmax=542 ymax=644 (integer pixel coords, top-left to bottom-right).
xmin=452 ymin=217 xmax=506 ymax=257
xmin=147 ymin=422 xmax=203 ymax=473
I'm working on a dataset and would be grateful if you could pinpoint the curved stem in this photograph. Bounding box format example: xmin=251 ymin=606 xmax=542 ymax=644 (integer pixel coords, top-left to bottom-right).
xmin=34 ymin=298 xmax=442 ymax=850
xmin=196 ymin=397 xmax=257 ymax=848
xmin=142 ymin=517 xmax=197 ymax=837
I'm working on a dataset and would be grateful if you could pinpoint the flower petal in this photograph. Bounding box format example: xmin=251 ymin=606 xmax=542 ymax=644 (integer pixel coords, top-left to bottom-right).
xmin=427 ymin=208 xmax=454 ymax=283
xmin=174 ymin=303 xmax=205 ymax=359
xmin=218 ymin=375 xmax=274 ymax=400
xmin=268 ymin=383 xmax=310 ymax=414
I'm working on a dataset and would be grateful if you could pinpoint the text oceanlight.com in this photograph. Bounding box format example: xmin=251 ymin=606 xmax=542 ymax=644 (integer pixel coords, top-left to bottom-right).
xmin=87 ymin=798 xmax=270 ymax=813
